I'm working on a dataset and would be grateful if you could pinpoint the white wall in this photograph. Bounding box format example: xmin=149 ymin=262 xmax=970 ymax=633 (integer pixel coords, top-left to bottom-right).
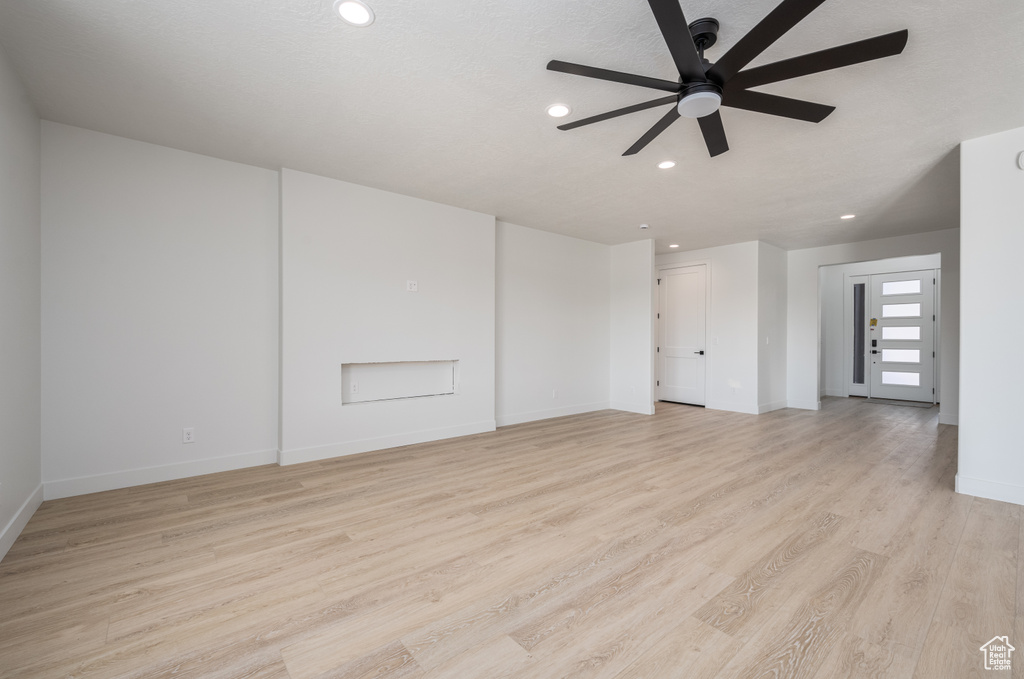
xmin=0 ymin=47 xmax=42 ymax=560
xmin=787 ymin=228 xmax=959 ymax=422
xmin=958 ymin=126 xmax=1024 ymax=505
xmin=279 ymin=169 xmax=495 ymax=464
xmin=757 ymin=242 xmax=787 ymax=413
xmin=495 ymin=221 xmax=610 ymax=426
xmin=41 ymin=123 xmax=280 ymax=499
xmin=610 ymin=240 xmax=655 ymax=414
xmin=820 ymin=254 xmax=941 ymax=397
xmin=658 ymin=242 xmax=760 ymax=414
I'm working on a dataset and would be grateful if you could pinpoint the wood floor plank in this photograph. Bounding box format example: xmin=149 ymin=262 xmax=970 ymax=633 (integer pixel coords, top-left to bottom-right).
xmin=811 ymin=633 xmax=916 ymax=679
xmin=0 ymin=398 xmax=1007 ymax=678
xmin=848 ymin=446 xmax=974 ymax=654
xmin=694 ymin=511 xmax=845 ymax=640
xmin=912 ymin=498 xmax=1018 ymax=678
xmin=716 ymin=548 xmax=889 ymax=679
xmin=612 ymin=617 xmax=734 ymax=679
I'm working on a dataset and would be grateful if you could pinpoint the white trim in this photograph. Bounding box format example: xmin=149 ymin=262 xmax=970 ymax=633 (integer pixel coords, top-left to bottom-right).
xmin=938 ymin=412 xmax=959 ymax=426
xmin=43 ymin=449 xmax=278 ymax=500
xmin=497 ymin=401 xmax=611 ymax=427
xmin=788 ymin=399 xmax=822 ymax=411
xmin=757 ymin=400 xmax=788 ymax=414
xmin=0 ymin=484 xmax=43 ymax=563
xmin=278 ymin=420 xmax=496 ymax=465
xmin=956 ymin=474 xmax=1024 ymax=506
xmin=823 ymin=388 xmax=845 ymax=397
xmin=610 ymin=401 xmax=655 ymax=415
xmin=706 ymin=401 xmax=759 ymax=415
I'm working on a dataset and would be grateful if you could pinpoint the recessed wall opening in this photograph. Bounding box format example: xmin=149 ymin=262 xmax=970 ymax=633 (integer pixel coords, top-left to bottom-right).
xmin=341 ymin=360 xmax=459 ymax=404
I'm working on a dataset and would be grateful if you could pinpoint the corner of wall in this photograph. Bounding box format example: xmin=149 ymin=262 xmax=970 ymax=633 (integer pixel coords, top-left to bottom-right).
xmin=0 ymin=484 xmax=43 ymax=563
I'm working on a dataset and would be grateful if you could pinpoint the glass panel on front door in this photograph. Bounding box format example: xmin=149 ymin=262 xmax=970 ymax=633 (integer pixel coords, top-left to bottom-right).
xmin=882 ymin=326 xmax=921 ymax=340
xmin=882 ymin=303 xmax=921 ymax=318
xmin=881 ymin=280 xmax=922 ymax=296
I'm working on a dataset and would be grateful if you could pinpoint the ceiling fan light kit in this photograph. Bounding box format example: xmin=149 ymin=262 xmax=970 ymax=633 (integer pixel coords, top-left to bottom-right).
xmin=677 ymin=86 xmax=723 ymax=119
xmin=547 ymin=0 xmax=908 ymax=158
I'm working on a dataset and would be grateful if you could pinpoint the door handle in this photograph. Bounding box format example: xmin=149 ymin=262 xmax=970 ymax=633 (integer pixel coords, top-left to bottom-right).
xmin=694 ymin=350 xmax=705 ymax=355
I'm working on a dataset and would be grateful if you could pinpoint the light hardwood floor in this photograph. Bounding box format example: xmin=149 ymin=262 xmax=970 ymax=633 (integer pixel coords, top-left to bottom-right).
xmin=0 ymin=398 xmax=1016 ymax=678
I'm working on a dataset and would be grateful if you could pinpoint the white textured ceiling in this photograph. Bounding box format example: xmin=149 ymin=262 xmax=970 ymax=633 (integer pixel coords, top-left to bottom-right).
xmin=1 ymin=0 xmax=1022 ymax=251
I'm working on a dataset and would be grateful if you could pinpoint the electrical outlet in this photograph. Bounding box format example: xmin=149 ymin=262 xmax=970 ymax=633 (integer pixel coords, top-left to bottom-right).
xmin=350 ymin=381 xmax=359 ymax=394
xmin=406 ymin=280 xmax=418 ymax=292
xmin=182 ymin=427 xmax=195 ymax=444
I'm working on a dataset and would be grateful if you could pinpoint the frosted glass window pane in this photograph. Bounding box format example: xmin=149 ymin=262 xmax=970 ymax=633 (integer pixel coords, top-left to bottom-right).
xmin=882 ymin=326 xmax=921 ymax=340
xmin=882 ymin=349 xmax=921 ymax=363
xmin=882 ymin=371 xmax=920 ymax=386
xmin=882 ymin=303 xmax=921 ymax=318
xmin=882 ymin=280 xmax=922 ymax=296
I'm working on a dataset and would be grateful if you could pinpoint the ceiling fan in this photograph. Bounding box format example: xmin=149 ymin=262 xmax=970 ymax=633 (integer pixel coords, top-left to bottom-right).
xmin=547 ymin=0 xmax=908 ymax=157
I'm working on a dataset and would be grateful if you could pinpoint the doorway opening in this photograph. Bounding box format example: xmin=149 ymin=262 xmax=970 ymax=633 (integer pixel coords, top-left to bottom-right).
xmin=820 ymin=254 xmax=941 ymax=406
xmin=850 ymin=270 xmax=936 ymax=403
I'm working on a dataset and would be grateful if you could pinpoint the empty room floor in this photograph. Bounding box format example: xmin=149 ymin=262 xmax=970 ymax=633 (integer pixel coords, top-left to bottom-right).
xmin=0 ymin=398 xmax=1014 ymax=678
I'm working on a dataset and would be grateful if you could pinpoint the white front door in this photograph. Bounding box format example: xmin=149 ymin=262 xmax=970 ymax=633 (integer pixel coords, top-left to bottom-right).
xmin=658 ymin=265 xmax=706 ymax=406
xmin=869 ymin=270 xmax=936 ymax=402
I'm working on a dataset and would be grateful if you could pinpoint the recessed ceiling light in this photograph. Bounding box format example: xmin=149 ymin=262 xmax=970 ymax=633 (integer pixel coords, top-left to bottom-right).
xmin=639 ymin=224 xmax=650 ymax=230
xmin=669 ymin=244 xmax=680 ymax=248
xmin=658 ymin=161 xmax=676 ymax=170
xmin=546 ymin=104 xmax=571 ymax=118
xmin=841 ymin=214 xmax=856 ymax=220
xmin=334 ymin=0 xmax=374 ymax=26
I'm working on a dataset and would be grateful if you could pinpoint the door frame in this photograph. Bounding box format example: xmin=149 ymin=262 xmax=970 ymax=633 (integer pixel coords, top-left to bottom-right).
xmin=843 ymin=269 xmax=941 ymax=401
xmin=656 ymin=260 xmax=712 ymax=404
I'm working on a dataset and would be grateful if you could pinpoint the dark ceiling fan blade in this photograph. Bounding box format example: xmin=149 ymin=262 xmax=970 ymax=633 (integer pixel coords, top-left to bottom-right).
xmin=723 ymin=89 xmax=834 ymax=122
xmin=697 ymin=111 xmax=729 ymax=157
xmin=623 ymin=106 xmax=681 ymax=156
xmin=547 ymin=60 xmax=681 ymax=93
xmin=708 ymin=0 xmax=829 ymax=84
xmin=557 ymin=96 xmax=679 ymax=131
xmin=647 ymin=0 xmax=707 ymax=82
xmin=728 ymin=30 xmax=909 ymax=89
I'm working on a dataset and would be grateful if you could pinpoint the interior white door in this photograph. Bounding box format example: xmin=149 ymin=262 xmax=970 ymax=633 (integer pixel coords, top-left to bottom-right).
xmin=869 ymin=270 xmax=935 ymax=402
xmin=658 ymin=265 xmax=706 ymax=406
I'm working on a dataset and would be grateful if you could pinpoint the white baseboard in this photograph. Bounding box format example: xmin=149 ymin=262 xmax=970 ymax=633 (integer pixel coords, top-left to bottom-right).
xmin=787 ymin=399 xmax=822 ymax=411
xmin=0 ymin=483 xmax=44 ymax=563
xmin=279 ymin=420 xmax=496 ymax=466
xmin=758 ymin=400 xmax=788 ymax=414
xmin=496 ymin=402 xmax=610 ymax=427
xmin=823 ymin=388 xmax=845 ymax=397
xmin=610 ymin=401 xmax=655 ymax=415
xmin=938 ymin=412 xmax=959 ymax=426
xmin=43 ymin=449 xmax=278 ymax=500
xmin=705 ymin=401 xmax=759 ymax=415
xmin=956 ymin=474 xmax=1024 ymax=506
